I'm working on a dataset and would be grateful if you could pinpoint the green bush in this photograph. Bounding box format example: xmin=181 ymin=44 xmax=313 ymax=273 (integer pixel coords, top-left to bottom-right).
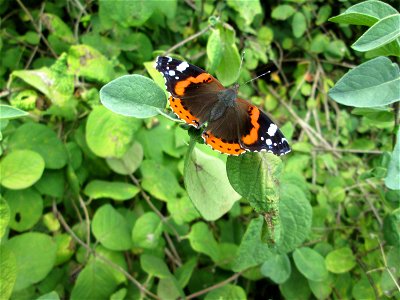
xmin=0 ymin=0 xmax=399 ymax=299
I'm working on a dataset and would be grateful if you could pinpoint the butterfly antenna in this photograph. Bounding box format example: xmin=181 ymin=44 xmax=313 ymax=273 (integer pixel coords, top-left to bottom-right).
xmin=243 ymin=70 xmax=272 ymax=85
xmin=235 ymin=50 xmax=246 ymax=87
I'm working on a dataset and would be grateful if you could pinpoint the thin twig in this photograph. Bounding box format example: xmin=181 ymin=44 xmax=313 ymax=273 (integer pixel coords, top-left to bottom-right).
xmin=313 ymin=147 xmax=384 ymax=154
xmin=78 ymin=195 xmax=91 ymax=258
xmin=163 ymin=25 xmax=212 ymax=56
xmin=358 ymin=184 xmax=383 ymax=227
xmin=52 ymin=201 xmax=160 ymax=300
xmin=355 ymin=256 xmax=381 ymax=300
xmin=378 ymin=239 xmax=400 ymax=292
xmin=186 ymin=272 xmax=243 ymax=299
xmin=16 ymin=0 xmax=58 ymax=58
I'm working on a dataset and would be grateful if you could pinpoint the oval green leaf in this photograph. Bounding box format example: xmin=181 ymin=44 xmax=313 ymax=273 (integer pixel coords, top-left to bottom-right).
xmin=91 ymin=204 xmax=132 ymax=250
xmin=292 ymin=12 xmax=307 ymax=38
xmin=83 ymin=180 xmax=139 ymax=201
xmin=328 ymin=56 xmax=400 ymax=107
xmin=0 ymin=150 xmax=45 ymax=189
xmin=352 ymin=14 xmax=400 ymax=52
xmin=227 ymin=152 xmax=283 ymax=213
xmin=185 ymin=148 xmax=241 ymax=221
xmin=100 ymin=74 xmax=166 ymax=118
xmin=325 ymin=247 xmax=356 ymax=273
xmin=7 ymin=123 xmax=68 ymax=169
xmin=0 ymin=105 xmax=28 ymax=120
xmin=86 ymin=105 xmax=141 ymax=158
xmin=279 ymin=267 xmax=311 ymax=300
xmin=106 ymin=141 xmax=143 ymax=175
xmin=385 ymin=129 xmax=400 ymax=190
xmin=261 ymin=253 xmax=291 ymax=284
xmin=271 ymin=4 xmax=295 ymax=20
xmin=5 ymin=189 xmax=43 ymax=232
xmin=3 ymin=232 xmax=57 ymax=291
xmin=0 ymin=246 xmax=17 ymax=300
xmin=277 ymin=183 xmax=312 ymax=253
xmin=329 ymin=0 xmax=398 ymax=26
xmin=205 ymin=284 xmax=247 ymax=300
xmin=293 ymin=247 xmax=328 ymax=282
xmin=131 ymin=212 xmax=163 ymax=249
xmin=71 ymin=259 xmax=119 ymax=300
xmin=0 ymin=198 xmax=11 ymax=238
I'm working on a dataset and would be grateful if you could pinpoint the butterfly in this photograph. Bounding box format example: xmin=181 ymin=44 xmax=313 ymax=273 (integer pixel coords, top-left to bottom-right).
xmin=155 ymin=56 xmax=291 ymax=156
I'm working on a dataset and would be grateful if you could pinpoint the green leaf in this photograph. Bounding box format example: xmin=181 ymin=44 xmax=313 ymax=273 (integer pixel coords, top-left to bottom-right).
xmin=35 ymin=170 xmax=65 ymax=198
xmin=0 ymin=105 xmax=28 ymax=119
xmin=272 ymin=4 xmax=296 ymax=20
xmin=167 ymin=194 xmax=200 ymax=225
xmin=157 ymin=278 xmax=181 ymax=300
xmin=36 ymin=291 xmax=60 ymax=300
xmin=293 ymin=247 xmax=328 ymax=282
xmin=188 ymin=222 xmax=220 ymax=262
xmin=0 ymin=246 xmax=17 ymax=300
xmin=41 ymin=13 xmax=75 ymax=44
xmin=329 ymin=0 xmax=398 ymax=26
xmin=383 ymin=208 xmax=400 ymax=246
xmin=92 ymin=204 xmax=132 ymax=250
xmin=175 ymin=257 xmax=197 ymax=288
xmin=328 ymin=56 xmax=400 ymax=107
xmin=86 ymin=106 xmax=141 ymax=158
xmin=141 ymin=159 xmax=182 ymax=201
xmin=0 ymin=150 xmax=45 ymax=189
xmin=277 ymin=183 xmax=312 ymax=253
xmin=110 ymin=288 xmax=127 ymax=300
xmin=385 ymin=129 xmax=400 ymax=190
xmin=140 ymin=254 xmax=171 ymax=278
xmin=365 ymin=39 xmax=400 ymax=57
xmin=227 ymin=152 xmax=283 ymax=213
xmin=279 ymin=266 xmax=311 ymax=300
xmin=68 ymin=45 xmax=115 ymax=83
xmin=205 ymin=284 xmax=247 ymax=300
xmin=261 ymin=253 xmax=291 ymax=284
xmin=100 ymin=75 xmax=166 ymax=118
xmin=0 ymin=198 xmax=10 ymax=238
xmin=309 ymin=276 xmax=333 ymax=300
xmin=106 ymin=141 xmax=143 ymax=175
xmin=7 ymin=123 xmax=68 ymax=169
xmin=99 ymin=0 xmax=154 ymax=28
xmin=325 ymin=247 xmax=356 ymax=273
xmin=215 ymin=28 xmax=241 ymax=86
xmin=71 ymin=259 xmax=119 ymax=300
xmin=227 ymin=0 xmax=262 ymax=25
xmin=207 ymin=29 xmax=223 ymax=73
xmin=131 ymin=212 xmax=163 ymax=249
xmin=292 ymin=12 xmax=307 ymax=38
xmin=352 ymin=275 xmax=376 ymax=300
xmin=185 ymin=147 xmax=240 ymax=221
xmin=84 ymin=180 xmax=139 ymax=201
xmin=3 ymin=232 xmax=57 ymax=291
xmin=232 ymin=216 xmax=274 ymax=272
xmin=5 ymin=189 xmax=43 ymax=232
xmin=54 ymin=234 xmax=75 ymax=266
xmin=352 ymin=15 xmax=400 ymax=52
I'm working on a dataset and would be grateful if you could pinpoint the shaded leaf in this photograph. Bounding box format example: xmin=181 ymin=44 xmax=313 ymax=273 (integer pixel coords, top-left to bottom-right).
xmin=84 ymin=180 xmax=139 ymax=201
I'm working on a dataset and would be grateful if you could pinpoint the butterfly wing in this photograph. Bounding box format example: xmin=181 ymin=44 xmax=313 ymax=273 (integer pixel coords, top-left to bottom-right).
xmin=203 ymin=99 xmax=290 ymax=156
xmin=238 ymin=99 xmax=291 ymax=156
xmin=155 ymin=56 xmax=223 ymax=127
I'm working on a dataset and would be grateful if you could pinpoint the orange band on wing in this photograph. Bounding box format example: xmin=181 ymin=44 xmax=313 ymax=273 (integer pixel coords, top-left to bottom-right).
xmin=174 ymin=73 xmax=212 ymax=96
xmin=202 ymin=131 xmax=245 ymax=155
xmin=169 ymin=96 xmax=200 ymax=127
xmin=241 ymin=106 xmax=260 ymax=145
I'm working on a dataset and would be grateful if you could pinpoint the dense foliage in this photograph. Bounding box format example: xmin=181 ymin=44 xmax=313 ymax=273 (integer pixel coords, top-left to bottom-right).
xmin=0 ymin=0 xmax=399 ymax=299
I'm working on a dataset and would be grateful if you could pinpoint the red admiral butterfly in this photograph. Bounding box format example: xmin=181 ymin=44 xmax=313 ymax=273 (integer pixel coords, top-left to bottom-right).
xmin=155 ymin=56 xmax=291 ymax=156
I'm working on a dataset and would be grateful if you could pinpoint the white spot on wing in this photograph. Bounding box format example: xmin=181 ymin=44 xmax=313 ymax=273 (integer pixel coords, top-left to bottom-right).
xmin=177 ymin=61 xmax=189 ymax=72
xmin=261 ymin=137 xmax=264 ymax=141
xmin=168 ymin=57 xmax=172 ymax=62
xmin=168 ymin=70 xmax=175 ymax=76
xmin=266 ymin=139 xmax=272 ymax=146
xmin=175 ymin=76 xmax=179 ymax=79
xmin=267 ymin=124 xmax=278 ymax=136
